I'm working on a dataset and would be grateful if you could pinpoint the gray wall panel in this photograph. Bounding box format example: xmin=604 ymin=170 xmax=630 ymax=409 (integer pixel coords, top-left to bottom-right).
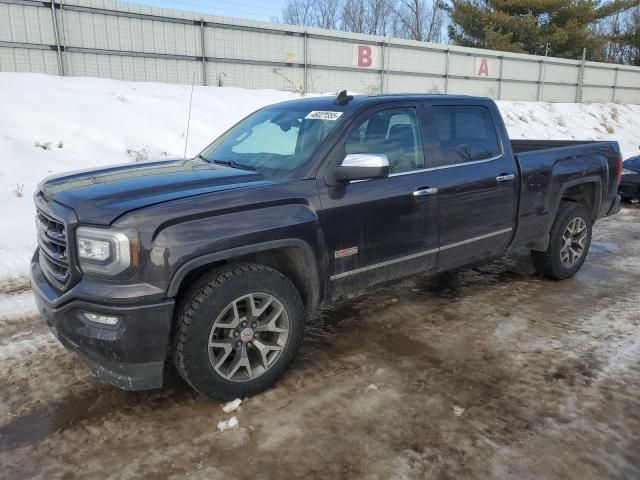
xmin=1 ymin=0 xmax=639 ymax=104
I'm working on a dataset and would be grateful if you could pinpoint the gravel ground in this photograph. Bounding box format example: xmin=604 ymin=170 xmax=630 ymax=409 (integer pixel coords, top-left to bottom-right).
xmin=0 ymin=205 xmax=638 ymax=480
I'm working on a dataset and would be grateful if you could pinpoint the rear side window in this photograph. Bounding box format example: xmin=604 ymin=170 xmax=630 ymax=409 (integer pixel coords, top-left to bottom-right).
xmin=429 ymin=106 xmax=501 ymax=166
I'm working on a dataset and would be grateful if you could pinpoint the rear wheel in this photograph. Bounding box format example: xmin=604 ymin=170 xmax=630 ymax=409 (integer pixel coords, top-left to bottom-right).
xmin=173 ymin=263 xmax=305 ymax=400
xmin=532 ymin=201 xmax=592 ymax=280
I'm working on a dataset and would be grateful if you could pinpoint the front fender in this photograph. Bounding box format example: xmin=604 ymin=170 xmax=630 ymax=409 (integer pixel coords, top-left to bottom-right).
xmin=166 ymin=237 xmax=320 ymax=297
xmin=146 ymin=204 xmax=325 ymax=299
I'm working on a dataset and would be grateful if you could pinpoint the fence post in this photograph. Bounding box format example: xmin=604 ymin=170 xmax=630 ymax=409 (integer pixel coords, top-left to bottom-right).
xmin=497 ymin=56 xmax=503 ymax=100
xmin=50 ymin=0 xmax=65 ymax=76
xmin=612 ymin=67 xmax=618 ymax=102
xmin=380 ymin=40 xmax=385 ymax=94
xmin=444 ymin=49 xmax=450 ymax=94
xmin=303 ymin=31 xmax=308 ymax=94
xmin=537 ymin=43 xmax=549 ymax=102
xmin=385 ymin=38 xmax=391 ymax=92
xmin=536 ymin=60 xmax=543 ymax=101
xmin=576 ymin=48 xmax=586 ymax=103
xmin=200 ymin=19 xmax=206 ymax=86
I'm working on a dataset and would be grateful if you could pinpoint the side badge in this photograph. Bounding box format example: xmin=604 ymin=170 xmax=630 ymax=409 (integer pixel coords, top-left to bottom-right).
xmin=335 ymin=246 xmax=359 ymax=259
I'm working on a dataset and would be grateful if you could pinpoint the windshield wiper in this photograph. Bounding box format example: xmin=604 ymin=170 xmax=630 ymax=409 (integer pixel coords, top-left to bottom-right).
xmin=211 ymin=159 xmax=256 ymax=171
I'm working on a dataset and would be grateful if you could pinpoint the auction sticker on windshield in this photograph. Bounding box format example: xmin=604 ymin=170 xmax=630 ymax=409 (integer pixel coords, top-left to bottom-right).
xmin=305 ymin=111 xmax=343 ymax=121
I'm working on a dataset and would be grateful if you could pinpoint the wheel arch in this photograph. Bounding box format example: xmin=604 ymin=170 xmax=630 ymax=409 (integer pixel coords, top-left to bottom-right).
xmin=556 ymin=177 xmax=602 ymax=222
xmin=530 ymin=177 xmax=601 ymax=253
xmin=167 ymin=239 xmax=321 ymax=314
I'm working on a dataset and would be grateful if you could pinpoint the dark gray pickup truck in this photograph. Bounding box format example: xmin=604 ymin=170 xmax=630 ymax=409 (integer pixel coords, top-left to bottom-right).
xmin=31 ymin=93 xmax=623 ymax=399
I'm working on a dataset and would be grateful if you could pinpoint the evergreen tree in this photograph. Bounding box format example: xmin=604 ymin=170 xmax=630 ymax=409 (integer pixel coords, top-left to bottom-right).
xmin=446 ymin=0 xmax=639 ymax=60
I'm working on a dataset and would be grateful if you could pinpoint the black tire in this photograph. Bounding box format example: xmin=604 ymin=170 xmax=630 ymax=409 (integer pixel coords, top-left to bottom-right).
xmin=531 ymin=201 xmax=592 ymax=280
xmin=173 ymin=263 xmax=305 ymax=400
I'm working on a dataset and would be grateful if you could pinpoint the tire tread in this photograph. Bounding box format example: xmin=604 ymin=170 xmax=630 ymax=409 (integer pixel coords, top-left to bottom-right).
xmin=172 ymin=262 xmax=304 ymax=399
xmin=532 ymin=201 xmax=592 ymax=280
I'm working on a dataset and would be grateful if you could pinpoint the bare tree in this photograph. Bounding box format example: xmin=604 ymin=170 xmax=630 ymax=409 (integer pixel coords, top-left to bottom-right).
xmin=281 ymin=0 xmax=447 ymax=42
xmin=598 ymin=6 xmax=639 ymax=66
xmin=342 ymin=0 xmax=394 ymax=35
xmin=341 ymin=0 xmax=367 ymax=33
xmin=392 ymin=0 xmax=446 ymax=42
xmin=282 ymin=0 xmax=341 ymax=29
xmin=281 ymin=0 xmax=315 ymax=26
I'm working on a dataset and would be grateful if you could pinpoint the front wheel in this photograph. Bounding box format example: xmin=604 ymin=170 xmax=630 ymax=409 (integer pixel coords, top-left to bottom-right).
xmin=531 ymin=201 xmax=592 ymax=280
xmin=173 ymin=263 xmax=305 ymax=400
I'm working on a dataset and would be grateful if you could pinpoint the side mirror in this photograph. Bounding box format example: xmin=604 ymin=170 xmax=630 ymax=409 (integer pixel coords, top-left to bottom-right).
xmin=335 ymin=154 xmax=390 ymax=182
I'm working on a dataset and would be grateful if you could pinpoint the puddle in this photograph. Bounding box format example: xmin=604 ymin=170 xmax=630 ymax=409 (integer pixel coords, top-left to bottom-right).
xmin=378 ymin=332 xmax=434 ymax=358
xmin=590 ymin=241 xmax=619 ymax=253
xmin=0 ymin=372 xmax=195 ymax=451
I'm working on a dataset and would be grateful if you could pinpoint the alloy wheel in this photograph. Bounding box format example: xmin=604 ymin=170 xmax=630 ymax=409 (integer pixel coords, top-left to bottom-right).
xmin=208 ymin=293 xmax=290 ymax=382
xmin=560 ymin=217 xmax=588 ymax=268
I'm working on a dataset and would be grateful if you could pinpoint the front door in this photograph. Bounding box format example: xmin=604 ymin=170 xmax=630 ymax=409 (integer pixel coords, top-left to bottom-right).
xmin=318 ymin=104 xmax=440 ymax=295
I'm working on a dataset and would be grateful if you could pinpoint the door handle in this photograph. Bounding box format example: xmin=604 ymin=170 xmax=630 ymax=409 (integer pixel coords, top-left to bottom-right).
xmin=413 ymin=187 xmax=438 ymax=197
xmin=496 ymin=174 xmax=515 ymax=182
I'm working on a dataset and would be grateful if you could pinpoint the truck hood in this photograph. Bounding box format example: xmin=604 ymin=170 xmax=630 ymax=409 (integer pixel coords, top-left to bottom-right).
xmin=39 ymin=159 xmax=276 ymax=225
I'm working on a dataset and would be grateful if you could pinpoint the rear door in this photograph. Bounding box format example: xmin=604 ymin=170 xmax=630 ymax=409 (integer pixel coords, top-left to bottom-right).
xmin=318 ymin=103 xmax=441 ymax=294
xmin=425 ymin=103 xmax=517 ymax=270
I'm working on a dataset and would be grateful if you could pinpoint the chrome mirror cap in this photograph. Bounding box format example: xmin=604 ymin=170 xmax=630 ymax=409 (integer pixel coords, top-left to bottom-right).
xmin=335 ymin=153 xmax=390 ymax=182
xmin=341 ymin=153 xmax=390 ymax=168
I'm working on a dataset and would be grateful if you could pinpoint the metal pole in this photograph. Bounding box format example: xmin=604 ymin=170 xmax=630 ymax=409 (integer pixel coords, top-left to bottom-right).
xmin=612 ymin=67 xmax=618 ymax=102
xmin=497 ymin=56 xmax=503 ymax=100
xmin=444 ymin=49 xmax=450 ymax=93
xmin=536 ymin=60 xmax=544 ymax=101
xmin=50 ymin=0 xmax=65 ymax=76
xmin=380 ymin=40 xmax=385 ymax=94
xmin=537 ymin=43 xmax=549 ymax=101
xmin=200 ymin=19 xmax=206 ymax=86
xmin=537 ymin=44 xmax=548 ymax=101
xmin=576 ymin=47 xmax=586 ymax=103
xmin=386 ymin=37 xmax=391 ymax=92
xmin=303 ymin=31 xmax=308 ymax=94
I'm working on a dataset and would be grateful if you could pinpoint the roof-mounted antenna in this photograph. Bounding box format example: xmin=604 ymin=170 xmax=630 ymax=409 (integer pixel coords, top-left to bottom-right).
xmin=334 ymin=90 xmax=353 ymax=106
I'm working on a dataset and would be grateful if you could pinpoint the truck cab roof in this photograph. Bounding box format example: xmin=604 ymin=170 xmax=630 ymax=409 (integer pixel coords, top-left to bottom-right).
xmin=269 ymin=93 xmax=491 ymax=111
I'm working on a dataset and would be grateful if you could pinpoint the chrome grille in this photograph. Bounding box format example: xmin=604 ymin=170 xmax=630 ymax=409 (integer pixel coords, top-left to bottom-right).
xmin=36 ymin=208 xmax=70 ymax=287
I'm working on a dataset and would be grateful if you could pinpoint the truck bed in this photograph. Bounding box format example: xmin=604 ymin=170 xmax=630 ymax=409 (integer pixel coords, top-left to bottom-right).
xmin=511 ymin=139 xmax=602 ymax=154
xmin=509 ymin=139 xmax=621 ymax=252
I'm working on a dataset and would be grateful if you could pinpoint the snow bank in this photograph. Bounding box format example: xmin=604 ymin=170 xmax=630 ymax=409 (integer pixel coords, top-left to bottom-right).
xmin=0 ymin=73 xmax=300 ymax=281
xmin=0 ymin=72 xmax=638 ymax=282
xmin=498 ymin=100 xmax=639 ymax=158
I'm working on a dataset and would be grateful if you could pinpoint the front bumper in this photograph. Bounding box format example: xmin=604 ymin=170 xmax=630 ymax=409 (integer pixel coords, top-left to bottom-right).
xmin=31 ymin=250 xmax=175 ymax=390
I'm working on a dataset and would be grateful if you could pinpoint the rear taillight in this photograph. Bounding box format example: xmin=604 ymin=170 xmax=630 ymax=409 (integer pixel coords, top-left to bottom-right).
xmin=615 ymin=155 xmax=623 ymax=184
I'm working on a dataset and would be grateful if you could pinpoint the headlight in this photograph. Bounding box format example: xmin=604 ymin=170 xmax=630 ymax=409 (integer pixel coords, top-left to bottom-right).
xmin=622 ymin=168 xmax=636 ymax=176
xmin=76 ymin=226 xmax=138 ymax=276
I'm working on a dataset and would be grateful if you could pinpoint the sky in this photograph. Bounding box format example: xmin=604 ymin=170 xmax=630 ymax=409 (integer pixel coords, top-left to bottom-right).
xmin=123 ymin=0 xmax=289 ymax=22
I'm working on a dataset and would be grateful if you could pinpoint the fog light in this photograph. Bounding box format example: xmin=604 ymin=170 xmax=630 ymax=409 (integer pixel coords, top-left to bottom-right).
xmin=83 ymin=312 xmax=119 ymax=326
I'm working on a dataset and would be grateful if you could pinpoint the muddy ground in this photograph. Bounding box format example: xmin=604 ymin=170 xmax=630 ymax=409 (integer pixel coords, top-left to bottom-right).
xmin=0 ymin=205 xmax=639 ymax=480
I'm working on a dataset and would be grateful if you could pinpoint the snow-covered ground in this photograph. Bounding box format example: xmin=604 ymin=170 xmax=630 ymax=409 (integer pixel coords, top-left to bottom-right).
xmin=0 ymin=72 xmax=638 ymax=282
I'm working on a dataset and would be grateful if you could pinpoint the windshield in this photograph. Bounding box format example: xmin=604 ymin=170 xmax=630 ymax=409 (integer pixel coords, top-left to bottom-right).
xmin=199 ymin=108 xmax=345 ymax=177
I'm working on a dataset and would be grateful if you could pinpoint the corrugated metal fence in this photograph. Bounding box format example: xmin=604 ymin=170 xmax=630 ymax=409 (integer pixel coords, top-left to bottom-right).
xmin=1 ymin=0 xmax=639 ymax=104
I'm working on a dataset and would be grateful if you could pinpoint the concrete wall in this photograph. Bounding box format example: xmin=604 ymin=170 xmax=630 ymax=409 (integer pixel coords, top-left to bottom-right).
xmin=1 ymin=0 xmax=639 ymax=104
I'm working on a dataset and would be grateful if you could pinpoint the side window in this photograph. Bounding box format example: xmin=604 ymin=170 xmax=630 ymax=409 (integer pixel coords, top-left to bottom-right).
xmin=429 ymin=106 xmax=501 ymax=166
xmin=345 ymin=107 xmax=424 ymax=174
